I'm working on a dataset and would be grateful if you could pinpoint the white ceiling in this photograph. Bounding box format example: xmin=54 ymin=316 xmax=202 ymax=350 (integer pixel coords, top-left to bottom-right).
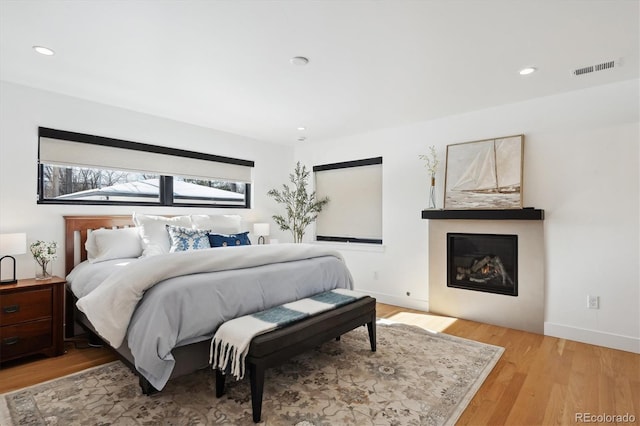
xmin=1 ymin=1 xmax=638 ymax=146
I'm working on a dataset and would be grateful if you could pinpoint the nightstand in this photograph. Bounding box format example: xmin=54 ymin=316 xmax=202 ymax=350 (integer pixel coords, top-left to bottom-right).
xmin=0 ymin=276 xmax=66 ymax=363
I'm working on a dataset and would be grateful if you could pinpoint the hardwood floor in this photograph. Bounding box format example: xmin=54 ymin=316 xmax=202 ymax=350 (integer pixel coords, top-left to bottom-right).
xmin=0 ymin=337 xmax=118 ymax=394
xmin=376 ymin=304 xmax=640 ymax=425
xmin=1 ymin=304 xmax=638 ymax=425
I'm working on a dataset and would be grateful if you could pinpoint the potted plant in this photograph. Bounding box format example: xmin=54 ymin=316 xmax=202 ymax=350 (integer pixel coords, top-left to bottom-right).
xmin=267 ymin=161 xmax=329 ymax=243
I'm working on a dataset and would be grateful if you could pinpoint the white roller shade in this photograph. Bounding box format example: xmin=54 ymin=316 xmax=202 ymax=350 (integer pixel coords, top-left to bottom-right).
xmin=40 ymin=137 xmax=252 ymax=183
xmin=315 ymin=162 xmax=382 ymax=241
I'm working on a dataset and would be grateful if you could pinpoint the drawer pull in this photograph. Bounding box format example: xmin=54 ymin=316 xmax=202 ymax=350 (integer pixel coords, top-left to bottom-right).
xmin=3 ymin=336 xmax=19 ymax=346
xmin=2 ymin=304 xmax=20 ymax=314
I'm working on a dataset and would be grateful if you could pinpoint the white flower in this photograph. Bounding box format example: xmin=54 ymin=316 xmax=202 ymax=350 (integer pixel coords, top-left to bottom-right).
xmin=418 ymin=145 xmax=439 ymax=176
xmin=30 ymin=240 xmax=58 ymax=264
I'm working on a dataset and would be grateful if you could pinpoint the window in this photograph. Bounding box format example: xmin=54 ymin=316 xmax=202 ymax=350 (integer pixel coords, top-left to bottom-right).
xmin=38 ymin=127 xmax=253 ymax=208
xmin=313 ymin=157 xmax=382 ymax=244
xmin=42 ymin=165 xmax=161 ymax=203
xmin=172 ymin=176 xmax=246 ymax=206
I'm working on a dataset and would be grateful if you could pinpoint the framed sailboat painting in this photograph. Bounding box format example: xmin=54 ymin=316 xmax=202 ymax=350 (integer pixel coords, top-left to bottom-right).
xmin=444 ymin=135 xmax=524 ymax=209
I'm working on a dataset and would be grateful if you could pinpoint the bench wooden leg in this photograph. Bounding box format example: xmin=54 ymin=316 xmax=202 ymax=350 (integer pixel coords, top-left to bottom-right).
xmin=215 ymin=369 xmax=226 ymax=397
xmin=367 ymin=320 xmax=376 ymax=352
xmin=249 ymin=363 xmax=265 ymax=423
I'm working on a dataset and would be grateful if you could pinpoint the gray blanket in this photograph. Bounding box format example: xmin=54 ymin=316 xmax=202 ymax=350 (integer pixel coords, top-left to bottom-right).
xmin=72 ymin=255 xmax=353 ymax=390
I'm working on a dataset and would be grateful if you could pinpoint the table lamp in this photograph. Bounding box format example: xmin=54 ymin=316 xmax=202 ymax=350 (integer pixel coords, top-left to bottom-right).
xmin=0 ymin=233 xmax=27 ymax=284
xmin=253 ymin=223 xmax=270 ymax=245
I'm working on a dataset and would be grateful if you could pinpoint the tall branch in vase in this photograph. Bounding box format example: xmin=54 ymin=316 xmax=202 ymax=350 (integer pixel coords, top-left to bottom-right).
xmin=419 ymin=145 xmax=439 ymax=209
xmin=267 ymin=161 xmax=329 ymax=243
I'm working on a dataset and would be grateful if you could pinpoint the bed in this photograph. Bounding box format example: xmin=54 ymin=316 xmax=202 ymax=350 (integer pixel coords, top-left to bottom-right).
xmin=63 ymin=214 xmax=354 ymax=393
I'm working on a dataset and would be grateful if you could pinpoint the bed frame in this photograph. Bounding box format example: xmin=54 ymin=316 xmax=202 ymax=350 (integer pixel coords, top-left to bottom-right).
xmin=64 ymin=215 xmax=211 ymax=394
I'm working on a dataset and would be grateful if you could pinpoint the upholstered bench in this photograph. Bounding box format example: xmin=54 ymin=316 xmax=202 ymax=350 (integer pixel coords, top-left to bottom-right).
xmin=214 ymin=295 xmax=377 ymax=423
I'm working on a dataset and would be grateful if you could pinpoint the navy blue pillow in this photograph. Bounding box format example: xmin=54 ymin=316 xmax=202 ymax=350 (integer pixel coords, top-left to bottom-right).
xmin=208 ymin=232 xmax=251 ymax=247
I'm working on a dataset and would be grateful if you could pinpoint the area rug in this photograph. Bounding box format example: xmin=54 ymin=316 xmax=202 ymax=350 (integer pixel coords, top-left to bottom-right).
xmin=0 ymin=322 xmax=503 ymax=425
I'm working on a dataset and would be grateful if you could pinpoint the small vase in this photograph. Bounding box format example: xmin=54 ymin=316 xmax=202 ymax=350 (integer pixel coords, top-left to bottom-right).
xmin=35 ymin=260 xmax=53 ymax=280
xmin=428 ymin=176 xmax=436 ymax=209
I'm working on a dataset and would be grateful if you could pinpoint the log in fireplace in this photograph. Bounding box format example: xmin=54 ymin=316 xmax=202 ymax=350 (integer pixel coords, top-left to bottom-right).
xmin=447 ymin=233 xmax=518 ymax=296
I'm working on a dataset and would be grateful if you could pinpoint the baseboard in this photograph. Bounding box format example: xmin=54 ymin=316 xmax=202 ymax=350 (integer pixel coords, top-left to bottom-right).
xmin=544 ymin=322 xmax=640 ymax=354
xmin=352 ymin=289 xmax=429 ymax=312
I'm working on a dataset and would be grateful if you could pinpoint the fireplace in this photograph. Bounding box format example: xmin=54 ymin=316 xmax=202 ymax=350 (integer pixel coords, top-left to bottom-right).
xmin=447 ymin=233 xmax=518 ymax=296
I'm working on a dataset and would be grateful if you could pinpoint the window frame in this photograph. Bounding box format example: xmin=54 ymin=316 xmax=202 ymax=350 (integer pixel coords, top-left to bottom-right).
xmin=37 ymin=127 xmax=253 ymax=208
xmin=313 ymin=157 xmax=383 ymax=245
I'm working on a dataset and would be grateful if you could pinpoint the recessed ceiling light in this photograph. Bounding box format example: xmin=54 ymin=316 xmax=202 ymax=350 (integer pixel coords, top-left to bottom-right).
xmin=519 ymin=67 xmax=537 ymax=75
xmin=297 ymin=126 xmax=306 ymax=131
xmin=290 ymin=56 xmax=309 ymax=66
xmin=33 ymin=45 xmax=55 ymax=56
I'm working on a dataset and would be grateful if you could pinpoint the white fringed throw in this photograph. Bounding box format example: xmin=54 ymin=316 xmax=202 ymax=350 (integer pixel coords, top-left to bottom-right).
xmin=210 ymin=289 xmax=364 ymax=380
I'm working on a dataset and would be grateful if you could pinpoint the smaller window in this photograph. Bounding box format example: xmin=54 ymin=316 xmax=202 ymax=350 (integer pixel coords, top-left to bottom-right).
xmin=314 ymin=157 xmax=383 ymax=244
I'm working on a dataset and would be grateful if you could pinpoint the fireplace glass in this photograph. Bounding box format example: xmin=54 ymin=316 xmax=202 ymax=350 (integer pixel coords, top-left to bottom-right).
xmin=447 ymin=233 xmax=518 ymax=296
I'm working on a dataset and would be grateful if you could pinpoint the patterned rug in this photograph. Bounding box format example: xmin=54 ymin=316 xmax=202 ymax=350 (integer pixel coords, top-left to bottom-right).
xmin=0 ymin=322 xmax=503 ymax=425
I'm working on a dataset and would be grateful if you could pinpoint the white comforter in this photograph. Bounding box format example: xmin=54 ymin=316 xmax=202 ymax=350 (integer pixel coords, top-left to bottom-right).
xmin=76 ymin=243 xmax=346 ymax=348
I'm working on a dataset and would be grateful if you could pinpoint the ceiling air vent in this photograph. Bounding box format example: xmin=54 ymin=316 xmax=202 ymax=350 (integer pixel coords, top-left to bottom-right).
xmin=572 ymin=59 xmax=619 ymax=76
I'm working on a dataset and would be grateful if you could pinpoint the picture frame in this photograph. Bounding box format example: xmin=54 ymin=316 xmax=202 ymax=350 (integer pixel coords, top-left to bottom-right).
xmin=444 ymin=135 xmax=524 ymax=210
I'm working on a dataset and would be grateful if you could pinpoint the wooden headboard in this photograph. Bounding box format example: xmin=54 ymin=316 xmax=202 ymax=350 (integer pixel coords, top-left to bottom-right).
xmin=64 ymin=215 xmax=134 ymax=275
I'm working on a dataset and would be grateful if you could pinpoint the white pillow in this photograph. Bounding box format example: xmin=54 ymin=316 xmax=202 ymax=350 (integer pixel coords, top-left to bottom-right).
xmin=85 ymin=227 xmax=142 ymax=263
xmin=191 ymin=214 xmax=242 ymax=234
xmin=132 ymin=213 xmax=192 ymax=257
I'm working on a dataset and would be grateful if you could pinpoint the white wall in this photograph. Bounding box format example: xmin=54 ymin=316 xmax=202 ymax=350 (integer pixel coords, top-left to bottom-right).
xmin=0 ymin=81 xmax=295 ymax=280
xmin=296 ymin=79 xmax=640 ymax=352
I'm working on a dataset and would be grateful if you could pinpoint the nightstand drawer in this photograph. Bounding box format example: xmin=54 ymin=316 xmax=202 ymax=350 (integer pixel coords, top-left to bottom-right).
xmin=0 ymin=318 xmax=52 ymax=360
xmin=0 ymin=288 xmax=52 ymax=326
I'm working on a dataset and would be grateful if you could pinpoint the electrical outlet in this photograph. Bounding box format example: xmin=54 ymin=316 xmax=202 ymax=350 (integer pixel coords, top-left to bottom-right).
xmin=373 ymin=271 xmax=379 ymax=280
xmin=587 ymin=295 xmax=599 ymax=309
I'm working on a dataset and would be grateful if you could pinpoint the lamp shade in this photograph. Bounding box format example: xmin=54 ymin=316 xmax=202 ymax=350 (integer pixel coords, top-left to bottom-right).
xmin=253 ymin=223 xmax=270 ymax=237
xmin=0 ymin=233 xmax=27 ymax=255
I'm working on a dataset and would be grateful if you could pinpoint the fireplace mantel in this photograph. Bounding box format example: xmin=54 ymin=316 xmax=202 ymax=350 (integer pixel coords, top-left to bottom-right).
xmin=421 ymin=208 xmax=544 ymax=221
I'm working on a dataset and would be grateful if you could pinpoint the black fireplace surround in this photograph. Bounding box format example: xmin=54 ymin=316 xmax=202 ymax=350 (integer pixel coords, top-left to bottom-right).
xmin=447 ymin=233 xmax=518 ymax=296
